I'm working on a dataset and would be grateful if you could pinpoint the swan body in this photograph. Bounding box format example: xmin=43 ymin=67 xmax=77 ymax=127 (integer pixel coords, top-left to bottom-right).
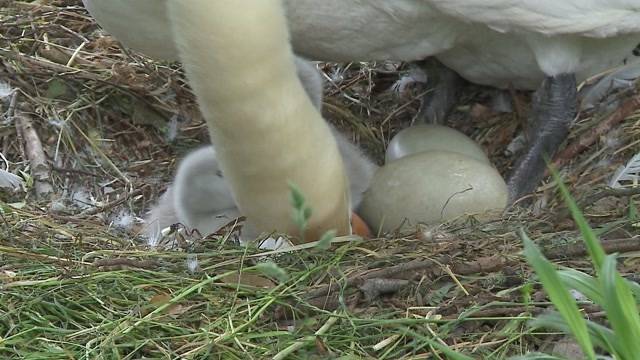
xmin=84 ymin=0 xmax=640 ymax=202
xmin=82 ymin=0 xmax=177 ymax=60
xmin=166 ymin=0 xmax=351 ymax=241
xmin=83 ymin=0 xmax=640 ymax=89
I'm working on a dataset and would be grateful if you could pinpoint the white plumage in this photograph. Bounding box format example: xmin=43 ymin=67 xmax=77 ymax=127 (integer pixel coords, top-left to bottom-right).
xmin=81 ymin=0 xmax=640 ymax=88
xmin=83 ymin=0 xmax=640 ymax=202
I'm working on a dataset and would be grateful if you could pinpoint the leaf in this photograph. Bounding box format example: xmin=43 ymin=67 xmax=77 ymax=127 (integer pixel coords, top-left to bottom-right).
xmin=149 ymin=293 xmax=172 ymax=305
xmin=520 ymin=229 xmax=596 ymax=360
xmin=0 ymin=168 xmax=23 ymax=190
xmin=252 ymin=261 xmax=289 ymax=283
xmin=288 ymin=182 xmax=306 ymax=210
xmin=609 ymin=153 xmax=640 ymax=189
xmin=45 ymin=78 xmax=71 ymax=100
xmin=315 ymin=229 xmax=336 ymax=250
xmin=6 ymin=202 xmax=26 ymax=209
xmin=599 ymin=254 xmax=640 ymax=359
xmin=531 ymin=312 xmax=619 ymax=355
xmin=549 ymin=166 xmax=606 ymax=270
xmin=147 ymin=293 xmax=190 ymax=317
xmin=558 ymin=268 xmax=604 ymax=305
xmin=220 ymin=272 xmax=276 ymax=289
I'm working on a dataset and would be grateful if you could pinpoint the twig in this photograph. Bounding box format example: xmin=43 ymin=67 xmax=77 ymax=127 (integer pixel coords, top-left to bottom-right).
xmin=0 ymin=48 xmax=102 ymax=81
xmin=13 ymin=98 xmax=53 ymax=198
xmin=292 ymin=237 xmax=639 ymax=317
xmin=359 ymin=278 xmax=410 ymax=301
xmin=273 ymin=315 xmax=339 ymax=360
xmin=442 ymin=304 xmax=603 ymax=320
xmin=80 ymin=186 xmax=148 ymax=216
xmin=51 ymin=165 xmax=99 ymax=178
xmin=303 ymin=255 xmax=515 ymax=305
xmin=0 ymin=245 xmax=90 ymax=266
xmin=557 ymin=187 xmax=640 ymax=219
xmin=579 ymin=187 xmax=640 ymax=206
xmin=93 ymin=258 xmax=158 ymax=270
xmin=543 ymin=237 xmax=640 ymax=259
xmin=551 ymin=92 xmax=640 ymax=171
xmin=303 ymin=257 xmax=445 ymax=301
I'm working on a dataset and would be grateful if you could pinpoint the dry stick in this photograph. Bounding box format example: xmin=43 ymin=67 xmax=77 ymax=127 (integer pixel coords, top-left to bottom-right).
xmin=1 ymin=49 xmax=173 ymax=125
xmin=11 ymin=96 xmax=53 ymax=198
xmin=550 ymin=92 xmax=640 ymax=172
xmin=0 ymin=48 xmax=103 ymax=82
xmin=558 ymin=187 xmax=640 ymax=218
xmin=442 ymin=303 xmax=604 ymax=320
xmin=5 ymin=92 xmax=25 ymax=161
xmin=304 ymin=255 xmax=513 ymax=301
xmin=578 ymin=187 xmax=640 ymax=207
xmin=92 ymin=258 xmax=158 ymax=270
xmin=79 ymin=185 xmax=149 ymax=216
xmin=303 ymin=237 xmax=640 ymax=304
xmin=273 ymin=315 xmax=339 ymax=360
xmin=543 ymin=237 xmax=640 ymax=260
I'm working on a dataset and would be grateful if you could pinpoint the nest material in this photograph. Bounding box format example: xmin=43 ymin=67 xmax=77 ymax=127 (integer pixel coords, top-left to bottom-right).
xmin=0 ymin=1 xmax=639 ymax=358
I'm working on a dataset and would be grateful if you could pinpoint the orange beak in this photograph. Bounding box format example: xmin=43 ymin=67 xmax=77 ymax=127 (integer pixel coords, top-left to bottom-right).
xmin=351 ymin=211 xmax=372 ymax=238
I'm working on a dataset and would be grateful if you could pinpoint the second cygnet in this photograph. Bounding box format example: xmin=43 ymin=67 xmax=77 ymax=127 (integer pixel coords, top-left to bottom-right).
xmin=145 ymin=58 xmax=376 ymax=246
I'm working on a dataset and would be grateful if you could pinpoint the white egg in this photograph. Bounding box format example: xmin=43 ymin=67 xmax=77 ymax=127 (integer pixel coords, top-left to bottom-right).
xmin=360 ymin=151 xmax=507 ymax=233
xmin=385 ymin=124 xmax=490 ymax=164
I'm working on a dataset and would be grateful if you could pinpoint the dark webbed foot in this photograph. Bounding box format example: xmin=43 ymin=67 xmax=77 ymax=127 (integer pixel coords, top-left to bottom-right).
xmin=507 ymin=73 xmax=577 ymax=203
xmin=415 ymin=58 xmax=465 ymax=124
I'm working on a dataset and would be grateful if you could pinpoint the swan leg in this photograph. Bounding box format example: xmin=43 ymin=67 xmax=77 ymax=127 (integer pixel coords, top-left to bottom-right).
xmin=507 ymin=73 xmax=577 ymax=203
xmin=416 ymin=58 xmax=465 ymax=124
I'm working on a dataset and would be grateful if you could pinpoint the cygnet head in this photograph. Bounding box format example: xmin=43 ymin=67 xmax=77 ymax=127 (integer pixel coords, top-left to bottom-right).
xmin=144 ymin=146 xmax=238 ymax=246
xmin=172 ymin=146 xmax=237 ymax=223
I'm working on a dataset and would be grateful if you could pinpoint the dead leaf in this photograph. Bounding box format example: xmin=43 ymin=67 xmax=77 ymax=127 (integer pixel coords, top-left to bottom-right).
xmin=147 ymin=293 xmax=191 ymax=317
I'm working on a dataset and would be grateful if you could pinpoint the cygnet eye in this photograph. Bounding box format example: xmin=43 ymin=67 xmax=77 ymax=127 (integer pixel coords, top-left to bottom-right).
xmin=216 ymin=170 xmax=223 ymax=177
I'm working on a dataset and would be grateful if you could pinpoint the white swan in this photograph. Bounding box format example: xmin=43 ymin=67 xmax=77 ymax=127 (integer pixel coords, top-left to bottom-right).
xmin=83 ymin=0 xmax=640 ymax=202
xmin=165 ymin=0 xmax=353 ymax=242
xmin=145 ymin=59 xmax=376 ymax=245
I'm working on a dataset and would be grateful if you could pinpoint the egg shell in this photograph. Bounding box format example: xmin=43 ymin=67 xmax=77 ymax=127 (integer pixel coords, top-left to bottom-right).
xmin=361 ymin=151 xmax=507 ymax=233
xmin=385 ymin=124 xmax=490 ymax=164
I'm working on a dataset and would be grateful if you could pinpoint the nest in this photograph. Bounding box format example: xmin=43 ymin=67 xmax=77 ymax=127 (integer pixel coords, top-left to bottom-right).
xmin=0 ymin=1 xmax=639 ymax=358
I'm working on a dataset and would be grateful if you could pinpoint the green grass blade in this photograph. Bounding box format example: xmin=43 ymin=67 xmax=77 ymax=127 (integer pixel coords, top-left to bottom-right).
xmin=401 ymin=328 xmax=474 ymax=360
xmin=530 ymin=312 xmax=619 ymax=355
xmin=510 ymin=353 xmax=565 ymax=360
xmin=548 ymin=166 xmax=606 ymax=270
xmin=627 ymin=279 xmax=640 ymax=303
xmin=559 ymin=268 xmax=640 ymax=307
xmin=520 ymin=230 xmax=596 ymax=360
xmin=599 ymin=254 xmax=640 ymax=359
xmin=557 ymin=268 xmax=604 ymax=305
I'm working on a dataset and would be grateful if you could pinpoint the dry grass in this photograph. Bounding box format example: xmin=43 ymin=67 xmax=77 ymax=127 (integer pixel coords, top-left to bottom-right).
xmin=1 ymin=1 xmax=639 ymax=358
